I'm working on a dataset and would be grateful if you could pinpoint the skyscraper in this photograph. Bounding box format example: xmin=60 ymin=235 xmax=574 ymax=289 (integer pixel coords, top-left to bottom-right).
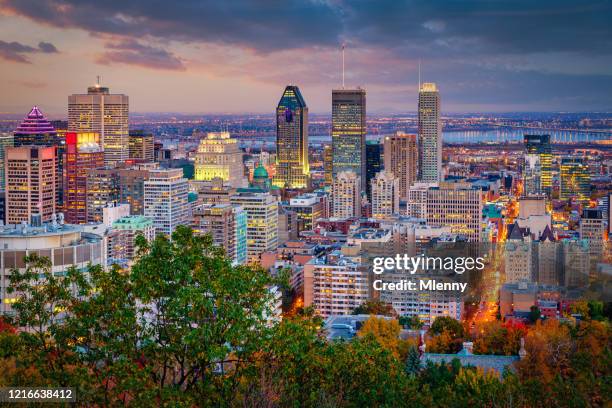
xmin=371 ymin=171 xmax=399 ymax=219
xmin=128 ymin=130 xmax=155 ymax=163
xmin=144 ymin=168 xmax=191 ymax=236
xmin=418 ymin=83 xmax=442 ymax=182
xmin=13 ymin=106 xmax=65 ymax=207
xmin=194 ymin=132 xmax=246 ymax=187
xmin=524 ymin=134 xmax=552 ymax=195
xmin=68 ymin=82 xmax=129 ymax=167
xmin=383 ymin=132 xmax=418 ymax=200
xmin=273 ymin=85 xmax=309 ymax=189
xmin=523 ymin=154 xmax=542 ymax=196
xmin=192 ymin=203 xmax=247 ymax=265
xmin=331 ymin=171 xmax=361 ymax=218
xmin=332 ymin=88 xmax=366 ymax=191
xmin=86 ymin=167 xmax=121 ymax=223
xmin=365 ymin=140 xmax=382 ymax=201
xmin=5 ymin=146 xmax=56 ymax=224
xmin=64 ymin=132 xmax=104 ymax=224
xmin=560 ymin=156 xmax=590 ymax=204
xmin=323 ymin=144 xmax=333 ymax=186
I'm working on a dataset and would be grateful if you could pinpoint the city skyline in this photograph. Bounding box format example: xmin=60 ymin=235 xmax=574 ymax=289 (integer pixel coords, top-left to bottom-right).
xmin=1 ymin=1 xmax=612 ymax=114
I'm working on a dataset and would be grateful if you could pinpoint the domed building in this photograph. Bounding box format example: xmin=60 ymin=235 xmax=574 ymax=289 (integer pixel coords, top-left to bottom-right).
xmin=251 ymin=165 xmax=271 ymax=190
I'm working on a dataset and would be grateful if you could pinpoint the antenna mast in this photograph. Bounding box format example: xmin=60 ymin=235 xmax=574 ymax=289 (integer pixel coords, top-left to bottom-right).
xmin=341 ymin=43 xmax=345 ymax=89
xmin=96 ymin=75 xmax=101 ymax=86
xmin=418 ymin=60 xmax=421 ymax=90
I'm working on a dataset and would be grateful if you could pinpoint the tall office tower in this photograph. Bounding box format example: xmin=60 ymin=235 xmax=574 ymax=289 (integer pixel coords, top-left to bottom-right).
xmin=371 ymin=171 xmax=399 ymax=219
xmin=365 ymin=140 xmax=382 ymax=201
xmin=560 ymin=156 xmax=590 ymax=204
xmin=64 ymin=132 xmax=104 ymax=224
xmin=273 ymin=85 xmax=310 ymax=189
xmin=128 ymin=130 xmax=155 ymax=163
xmin=331 ymin=171 xmax=361 ymax=218
xmin=282 ymin=193 xmax=325 ymax=233
xmin=425 ymin=182 xmax=483 ymax=241
xmin=580 ymin=209 xmax=605 ymax=257
xmin=5 ymin=146 xmax=56 ymax=224
xmin=323 ymin=144 xmax=333 ymax=186
xmin=331 ymin=88 xmax=366 ymax=191
xmin=418 ymin=83 xmax=442 ymax=182
xmin=194 ymin=132 xmax=246 ymax=187
xmin=192 ymin=203 xmax=247 ymax=265
xmin=86 ymin=168 xmax=121 ymax=223
xmin=144 ymin=169 xmax=190 ymax=236
xmin=523 ymin=154 xmax=542 ymax=196
xmin=0 ymin=133 xmax=14 ymax=192
xmin=230 ymin=191 xmax=278 ymax=264
xmin=68 ymin=82 xmax=129 ymax=166
xmin=13 ymin=106 xmax=65 ymax=207
xmin=383 ymin=132 xmax=418 ymax=200
xmin=524 ymin=134 xmax=552 ymax=195
xmin=118 ymin=163 xmax=157 ymax=215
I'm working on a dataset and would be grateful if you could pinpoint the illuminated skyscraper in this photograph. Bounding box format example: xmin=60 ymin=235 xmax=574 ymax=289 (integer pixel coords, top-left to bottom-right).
xmin=323 ymin=144 xmax=333 ymax=186
xmin=273 ymin=85 xmax=309 ymax=189
xmin=14 ymin=106 xmax=65 ymax=206
xmin=332 ymin=88 xmax=366 ymax=191
xmin=524 ymin=134 xmax=552 ymax=195
xmin=560 ymin=156 xmax=590 ymax=204
xmin=195 ymin=132 xmax=246 ymax=187
xmin=383 ymin=132 xmax=418 ymax=200
xmin=64 ymin=132 xmax=104 ymax=224
xmin=418 ymin=83 xmax=442 ymax=182
xmin=523 ymin=154 xmax=542 ymax=196
xmin=365 ymin=140 xmax=382 ymax=201
xmin=5 ymin=146 xmax=56 ymax=224
xmin=68 ymin=82 xmax=129 ymax=167
xmin=144 ymin=169 xmax=191 ymax=236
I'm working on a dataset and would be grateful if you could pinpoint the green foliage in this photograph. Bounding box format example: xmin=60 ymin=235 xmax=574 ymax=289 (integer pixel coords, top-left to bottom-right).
xmin=352 ymin=299 xmax=396 ymax=317
xmin=399 ymin=315 xmax=424 ymax=330
xmin=405 ymin=345 xmax=421 ymax=376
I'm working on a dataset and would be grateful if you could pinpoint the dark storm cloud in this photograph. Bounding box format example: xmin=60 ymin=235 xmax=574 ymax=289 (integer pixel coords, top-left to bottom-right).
xmin=0 ymin=0 xmax=343 ymax=51
xmin=0 ymin=39 xmax=59 ymax=63
xmin=97 ymin=39 xmax=185 ymax=71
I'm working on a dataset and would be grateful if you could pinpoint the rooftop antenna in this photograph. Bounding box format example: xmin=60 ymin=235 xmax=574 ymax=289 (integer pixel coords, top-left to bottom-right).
xmin=418 ymin=59 xmax=421 ymax=90
xmin=341 ymin=43 xmax=346 ymax=89
xmin=96 ymin=75 xmax=101 ymax=86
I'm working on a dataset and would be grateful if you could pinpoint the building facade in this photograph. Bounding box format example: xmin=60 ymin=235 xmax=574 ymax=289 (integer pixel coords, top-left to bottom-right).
xmin=192 ymin=203 xmax=247 ymax=265
xmin=331 ymin=88 xmax=366 ymax=191
xmin=384 ymin=132 xmax=418 ymax=200
xmin=128 ymin=130 xmax=155 ymax=163
xmin=144 ymin=169 xmax=191 ymax=236
xmin=273 ymin=86 xmax=310 ymax=189
xmin=418 ymin=83 xmax=442 ymax=182
xmin=68 ymin=83 xmax=129 ymax=166
xmin=332 ymin=171 xmax=361 ymax=219
xmin=371 ymin=171 xmax=399 ymax=219
xmin=194 ymin=132 xmax=245 ymax=187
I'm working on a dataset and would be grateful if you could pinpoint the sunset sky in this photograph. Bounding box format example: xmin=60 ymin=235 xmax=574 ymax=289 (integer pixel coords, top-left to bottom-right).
xmin=1 ymin=0 xmax=611 ymax=115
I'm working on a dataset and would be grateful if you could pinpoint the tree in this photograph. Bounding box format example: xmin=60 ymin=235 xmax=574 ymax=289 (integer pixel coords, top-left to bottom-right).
xmin=430 ymin=316 xmax=464 ymax=339
xmin=405 ymin=345 xmax=421 ymax=376
xmin=352 ymin=299 xmax=397 ymax=317
xmin=528 ymin=305 xmax=541 ymax=323
xmin=399 ymin=315 xmax=424 ymax=330
xmin=357 ymin=317 xmax=402 ymax=356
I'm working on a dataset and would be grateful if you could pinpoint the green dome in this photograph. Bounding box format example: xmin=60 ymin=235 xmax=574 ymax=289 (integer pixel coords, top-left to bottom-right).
xmin=253 ymin=165 xmax=269 ymax=179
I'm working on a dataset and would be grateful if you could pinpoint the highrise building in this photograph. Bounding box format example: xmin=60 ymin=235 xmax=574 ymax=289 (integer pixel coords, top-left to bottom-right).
xmin=524 ymin=134 xmax=552 ymax=195
xmin=365 ymin=140 xmax=382 ymax=201
xmin=383 ymin=132 xmax=418 ymax=200
xmin=64 ymin=132 xmax=104 ymax=224
xmin=118 ymin=163 xmax=157 ymax=215
xmin=323 ymin=144 xmax=333 ymax=186
xmin=5 ymin=146 xmax=56 ymax=224
xmin=0 ymin=133 xmax=14 ymax=192
xmin=86 ymin=168 xmax=121 ymax=223
xmin=331 ymin=88 xmax=366 ymax=191
xmin=282 ymin=193 xmax=325 ymax=233
xmin=192 ymin=203 xmax=247 ymax=265
xmin=331 ymin=171 xmax=361 ymax=218
xmin=273 ymin=85 xmax=310 ymax=189
xmin=194 ymin=132 xmax=246 ymax=187
xmin=523 ymin=154 xmax=542 ymax=196
xmin=68 ymin=82 xmax=129 ymax=166
xmin=128 ymin=130 xmax=155 ymax=163
xmin=13 ymin=106 xmax=65 ymax=206
xmin=144 ymin=169 xmax=191 ymax=236
xmin=371 ymin=171 xmax=399 ymax=219
xmin=230 ymin=191 xmax=278 ymax=264
xmin=560 ymin=156 xmax=590 ymax=204
xmin=418 ymin=83 xmax=442 ymax=182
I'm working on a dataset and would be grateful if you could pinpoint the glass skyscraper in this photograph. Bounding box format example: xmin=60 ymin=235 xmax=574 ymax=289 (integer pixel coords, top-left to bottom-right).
xmin=365 ymin=140 xmax=382 ymax=201
xmin=524 ymin=134 xmax=552 ymax=195
xmin=332 ymin=88 xmax=366 ymax=191
xmin=273 ymin=85 xmax=310 ymax=189
xmin=560 ymin=156 xmax=590 ymax=204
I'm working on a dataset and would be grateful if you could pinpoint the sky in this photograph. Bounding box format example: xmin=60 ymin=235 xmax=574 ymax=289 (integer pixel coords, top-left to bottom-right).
xmin=0 ymin=0 xmax=611 ymax=115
